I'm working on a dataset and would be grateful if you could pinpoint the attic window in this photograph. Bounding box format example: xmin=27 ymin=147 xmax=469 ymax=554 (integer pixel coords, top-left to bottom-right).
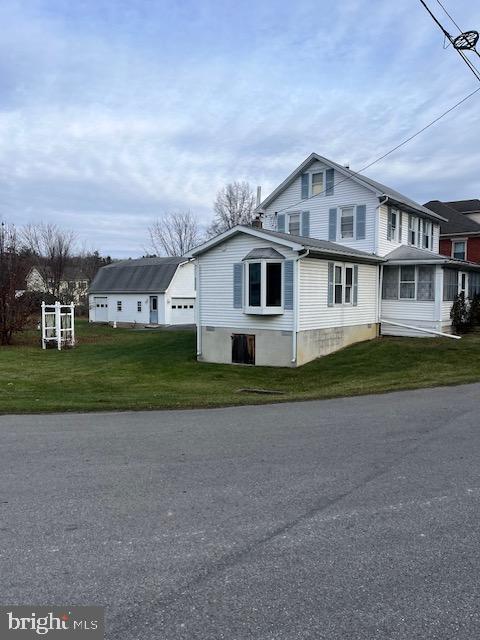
xmin=311 ymin=172 xmax=324 ymax=196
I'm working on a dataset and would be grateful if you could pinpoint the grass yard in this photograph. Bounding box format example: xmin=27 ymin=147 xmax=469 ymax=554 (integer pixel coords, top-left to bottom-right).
xmin=1 ymin=319 xmax=480 ymax=414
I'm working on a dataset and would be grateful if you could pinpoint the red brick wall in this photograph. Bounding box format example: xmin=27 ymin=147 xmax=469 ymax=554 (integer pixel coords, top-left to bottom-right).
xmin=467 ymin=237 xmax=480 ymax=264
xmin=439 ymin=239 xmax=452 ymax=258
xmin=440 ymin=237 xmax=480 ymax=264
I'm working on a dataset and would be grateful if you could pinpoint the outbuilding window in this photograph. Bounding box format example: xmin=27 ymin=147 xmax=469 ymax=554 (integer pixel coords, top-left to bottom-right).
xmin=117 ymin=301 xmax=122 ymax=311
xmin=137 ymin=301 xmax=142 ymax=312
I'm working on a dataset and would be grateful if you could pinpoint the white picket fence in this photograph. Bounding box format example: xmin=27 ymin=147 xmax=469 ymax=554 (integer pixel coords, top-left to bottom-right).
xmin=41 ymin=302 xmax=75 ymax=350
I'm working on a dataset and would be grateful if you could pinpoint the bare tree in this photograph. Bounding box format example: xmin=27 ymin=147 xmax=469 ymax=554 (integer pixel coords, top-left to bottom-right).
xmin=0 ymin=223 xmax=34 ymax=345
xmin=207 ymin=181 xmax=256 ymax=237
xmin=22 ymin=223 xmax=75 ymax=297
xmin=149 ymin=211 xmax=202 ymax=256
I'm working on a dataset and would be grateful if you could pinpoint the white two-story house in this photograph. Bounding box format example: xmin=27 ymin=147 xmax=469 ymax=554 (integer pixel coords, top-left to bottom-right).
xmin=191 ymin=153 xmax=480 ymax=367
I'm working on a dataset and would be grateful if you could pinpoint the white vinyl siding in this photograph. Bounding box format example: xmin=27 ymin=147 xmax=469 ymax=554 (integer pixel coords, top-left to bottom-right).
xmin=197 ymin=234 xmax=295 ymax=331
xmin=89 ymin=293 xmax=165 ymax=324
xmin=262 ymin=161 xmax=379 ymax=254
xmin=377 ymin=205 xmax=440 ymax=256
xmin=298 ymin=259 xmax=377 ymax=331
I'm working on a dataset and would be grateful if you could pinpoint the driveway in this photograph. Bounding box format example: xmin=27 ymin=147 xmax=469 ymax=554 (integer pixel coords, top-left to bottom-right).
xmin=1 ymin=384 xmax=480 ymax=639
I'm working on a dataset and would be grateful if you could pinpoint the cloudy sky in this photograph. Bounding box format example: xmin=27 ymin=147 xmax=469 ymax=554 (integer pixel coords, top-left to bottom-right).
xmin=0 ymin=0 xmax=479 ymax=257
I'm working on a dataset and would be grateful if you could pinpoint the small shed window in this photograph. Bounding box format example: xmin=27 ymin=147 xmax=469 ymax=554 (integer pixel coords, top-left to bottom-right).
xmin=117 ymin=301 xmax=122 ymax=311
xmin=137 ymin=301 xmax=142 ymax=312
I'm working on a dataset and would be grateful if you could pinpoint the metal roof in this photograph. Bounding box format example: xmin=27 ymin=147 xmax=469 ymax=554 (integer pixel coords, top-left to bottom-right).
xmin=89 ymin=257 xmax=185 ymax=293
xmin=257 ymin=153 xmax=446 ymax=222
xmin=385 ymin=245 xmax=480 ymax=270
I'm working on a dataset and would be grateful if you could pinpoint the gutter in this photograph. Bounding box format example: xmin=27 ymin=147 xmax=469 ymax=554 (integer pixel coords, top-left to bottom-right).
xmin=380 ymin=319 xmax=460 ymax=339
xmin=292 ymin=249 xmax=310 ymax=364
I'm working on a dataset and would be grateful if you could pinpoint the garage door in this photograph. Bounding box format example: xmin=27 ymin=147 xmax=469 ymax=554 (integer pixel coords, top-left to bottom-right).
xmin=171 ymin=298 xmax=195 ymax=324
xmin=94 ymin=297 xmax=108 ymax=322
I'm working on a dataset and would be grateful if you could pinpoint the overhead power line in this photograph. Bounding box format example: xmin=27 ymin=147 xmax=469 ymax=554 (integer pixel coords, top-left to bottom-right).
xmin=271 ymin=86 xmax=480 ymax=215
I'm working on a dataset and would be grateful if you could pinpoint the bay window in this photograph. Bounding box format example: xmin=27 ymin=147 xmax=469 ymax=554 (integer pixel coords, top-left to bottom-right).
xmin=246 ymin=260 xmax=283 ymax=314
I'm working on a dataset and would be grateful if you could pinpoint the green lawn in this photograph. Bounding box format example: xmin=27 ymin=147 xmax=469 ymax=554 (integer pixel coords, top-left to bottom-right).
xmin=1 ymin=319 xmax=480 ymax=414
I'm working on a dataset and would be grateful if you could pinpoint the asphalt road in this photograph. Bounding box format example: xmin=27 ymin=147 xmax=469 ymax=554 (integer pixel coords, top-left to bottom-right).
xmin=1 ymin=384 xmax=480 ymax=639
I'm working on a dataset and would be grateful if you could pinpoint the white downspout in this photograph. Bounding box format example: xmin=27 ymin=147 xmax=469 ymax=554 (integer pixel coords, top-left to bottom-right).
xmin=195 ymin=259 xmax=202 ymax=356
xmin=292 ymin=249 xmax=310 ymax=364
xmin=380 ymin=319 xmax=460 ymax=339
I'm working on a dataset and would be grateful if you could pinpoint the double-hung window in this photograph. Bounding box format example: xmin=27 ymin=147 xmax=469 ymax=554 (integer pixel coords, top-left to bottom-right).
xmin=382 ymin=265 xmax=435 ymax=301
xmin=344 ymin=266 xmax=354 ymax=304
xmin=408 ymin=215 xmax=417 ymax=246
xmin=247 ymin=261 xmax=283 ymax=313
xmin=311 ymin=172 xmax=324 ymax=196
xmin=399 ymin=266 xmax=416 ymax=299
xmin=332 ymin=264 xmax=355 ymax=305
xmin=334 ymin=266 xmax=343 ymax=304
xmin=452 ymin=240 xmax=466 ymax=261
xmin=288 ymin=213 xmax=301 ymax=235
xmin=340 ymin=207 xmax=354 ymax=239
xmin=422 ymin=220 xmax=432 ymax=250
xmin=387 ymin=208 xmax=399 ymax=242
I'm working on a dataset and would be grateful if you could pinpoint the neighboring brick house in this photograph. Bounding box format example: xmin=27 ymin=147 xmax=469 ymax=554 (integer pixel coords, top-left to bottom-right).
xmin=424 ymin=199 xmax=480 ymax=264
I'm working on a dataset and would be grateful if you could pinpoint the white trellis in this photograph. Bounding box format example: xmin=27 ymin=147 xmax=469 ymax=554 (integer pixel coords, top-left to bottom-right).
xmin=41 ymin=302 xmax=76 ymax=350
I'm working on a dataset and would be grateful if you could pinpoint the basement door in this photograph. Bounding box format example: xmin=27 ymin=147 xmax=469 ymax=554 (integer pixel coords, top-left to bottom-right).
xmin=232 ymin=334 xmax=255 ymax=365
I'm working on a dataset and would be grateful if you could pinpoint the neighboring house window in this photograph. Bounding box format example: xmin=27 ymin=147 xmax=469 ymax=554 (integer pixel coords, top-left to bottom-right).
xmin=422 ymin=221 xmax=432 ymax=250
xmin=469 ymin=272 xmax=480 ymax=298
xmin=382 ymin=265 xmax=435 ymax=301
xmin=408 ymin=215 xmax=417 ymax=246
xmin=117 ymin=301 xmax=122 ymax=311
xmin=452 ymin=240 xmax=466 ymax=261
xmin=137 ymin=301 xmax=142 ymax=312
xmin=443 ymin=268 xmax=458 ymax=301
xmin=311 ymin=172 xmax=324 ymax=196
xmin=387 ymin=208 xmax=399 ymax=242
xmin=246 ymin=261 xmax=283 ymax=311
xmin=340 ymin=207 xmax=354 ymax=239
xmin=288 ymin=213 xmax=301 ymax=235
xmin=400 ymin=266 xmax=416 ymax=299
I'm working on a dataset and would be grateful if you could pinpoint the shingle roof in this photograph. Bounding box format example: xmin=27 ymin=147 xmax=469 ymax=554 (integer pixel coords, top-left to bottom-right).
xmin=445 ymin=199 xmax=480 ymax=214
xmin=424 ymin=200 xmax=480 ymax=235
xmin=89 ymin=256 xmax=185 ymax=293
xmin=257 ymin=153 xmax=446 ymax=222
xmin=242 ymin=247 xmax=286 ymax=261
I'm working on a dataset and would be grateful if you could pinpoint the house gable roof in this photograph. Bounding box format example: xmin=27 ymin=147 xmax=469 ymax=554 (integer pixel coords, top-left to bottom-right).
xmin=445 ymin=199 xmax=480 ymax=214
xmin=424 ymin=200 xmax=480 ymax=235
xmin=89 ymin=256 xmax=186 ymax=294
xmin=257 ymin=153 xmax=446 ymax=222
xmin=189 ymin=225 xmax=384 ymax=264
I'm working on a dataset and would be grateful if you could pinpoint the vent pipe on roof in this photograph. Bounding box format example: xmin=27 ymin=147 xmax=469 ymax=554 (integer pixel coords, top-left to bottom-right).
xmin=256 ymin=186 xmax=262 ymax=207
xmin=344 ymin=162 xmax=350 ymax=169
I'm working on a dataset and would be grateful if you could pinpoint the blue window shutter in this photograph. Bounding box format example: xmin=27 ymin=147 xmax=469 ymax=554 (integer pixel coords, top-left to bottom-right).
xmin=284 ymin=260 xmax=294 ymax=310
xmin=301 ymin=211 xmax=310 ymax=237
xmin=353 ymin=265 xmax=359 ymax=306
xmin=301 ymin=174 xmax=309 ymax=199
xmin=328 ymin=208 xmax=337 ymax=241
xmin=233 ymin=263 xmax=243 ymax=308
xmin=327 ymin=262 xmax=334 ymax=307
xmin=325 ymin=168 xmax=334 ymax=196
xmin=356 ymin=205 xmax=366 ymax=240
xmin=277 ymin=213 xmax=285 ymax=232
